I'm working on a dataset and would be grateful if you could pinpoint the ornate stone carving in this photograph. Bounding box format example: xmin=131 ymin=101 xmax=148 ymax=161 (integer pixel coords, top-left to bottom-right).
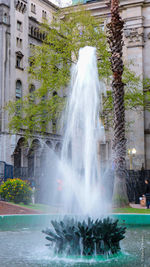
xmin=124 ymin=27 xmax=144 ymax=47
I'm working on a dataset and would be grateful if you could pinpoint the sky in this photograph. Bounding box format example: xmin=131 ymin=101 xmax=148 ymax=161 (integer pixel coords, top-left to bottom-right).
xmin=48 ymin=0 xmax=72 ymax=7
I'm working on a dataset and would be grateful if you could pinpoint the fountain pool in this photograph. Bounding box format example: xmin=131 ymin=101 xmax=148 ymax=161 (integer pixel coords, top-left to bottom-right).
xmin=0 ymin=226 xmax=150 ymax=267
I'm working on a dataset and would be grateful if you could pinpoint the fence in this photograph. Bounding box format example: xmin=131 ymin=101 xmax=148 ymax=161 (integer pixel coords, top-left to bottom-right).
xmin=0 ymin=161 xmax=13 ymax=183
xmin=0 ymin=160 xmax=150 ymax=204
xmin=126 ymin=170 xmax=150 ymax=203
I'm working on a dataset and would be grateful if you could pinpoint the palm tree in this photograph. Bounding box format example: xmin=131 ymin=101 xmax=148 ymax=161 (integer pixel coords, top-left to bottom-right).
xmin=107 ymin=0 xmax=128 ymax=206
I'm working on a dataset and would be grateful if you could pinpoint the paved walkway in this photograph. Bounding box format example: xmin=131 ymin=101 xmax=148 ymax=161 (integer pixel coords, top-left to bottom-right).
xmin=0 ymin=201 xmax=147 ymax=215
xmin=0 ymin=201 xmax=42 ymax=215
xmin=129 ymin=203 xmax=146 ymax=209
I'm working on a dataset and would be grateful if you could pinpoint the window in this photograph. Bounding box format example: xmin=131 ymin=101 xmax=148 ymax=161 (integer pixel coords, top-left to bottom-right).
xmin=16 ymin=56 xmax=22 ymax=68
xmin=29 ymin=84 xmax=35 ymax=103
xmin=30 ymin=26 xmax=33 ymax=36
xmin=52 ymin=91 xmax=58 ymax=130
xmin=16 ymin=80 xmax=22 ymax=100
xmin=16 ymin=1 xmax=26 ymax=13
xmin=29 ymin=55 xmax=35 ymax=71
xmin=30 ymin=43 xmax=35 ymax=49
xmin=16 ymin=55 xmax=22 ymax=68
xmin=31 ymin=3 xmax=36 ymax=13
xmin=16 ymin=38 xmax=22 ymax=49
xmin=42 ymin=10 xmax=47 ymax=19
xmin=16 ymin=80 xmax=22 ymax=114
xmin=17 ymin=21 xmax=22 ymax=31
xmin=16 ymin=52 xmax=23 ymax=69
xmin=3 ymin=13 xmax=7 ymax=24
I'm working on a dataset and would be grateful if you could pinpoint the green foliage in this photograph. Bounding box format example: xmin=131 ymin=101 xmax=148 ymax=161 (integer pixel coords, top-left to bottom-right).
xmin=42 ymin=216 xmax=126 ymax=256
xmin=7 ymin=6 xmax=110 ymax=136
xmin=0 ymin=178 xmax=32 ymax=204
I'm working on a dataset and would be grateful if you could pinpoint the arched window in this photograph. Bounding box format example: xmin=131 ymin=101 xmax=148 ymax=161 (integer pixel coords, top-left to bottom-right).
xmin=23 ymin=4 xmax=26 ymax=13
xmin=20 ymin=2 xmax=23 ymax=12
xmin=3 ymin=13 xmax=7 ymax=24
xmin=31 ymin=3 xmax=33 ymax=11
xmin=16 ymin=80 xmax=22 ymax=100
xmin=46 ymin=140 xmax=53 ymax=149
xmin=31 ymin=3 xmax=36 ymax=13
xmin=42 ymin=10 xmax=47 ymax=19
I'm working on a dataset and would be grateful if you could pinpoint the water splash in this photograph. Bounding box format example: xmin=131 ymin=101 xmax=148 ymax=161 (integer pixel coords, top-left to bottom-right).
xmin=58 ymin=46 xmax=107 ymax=216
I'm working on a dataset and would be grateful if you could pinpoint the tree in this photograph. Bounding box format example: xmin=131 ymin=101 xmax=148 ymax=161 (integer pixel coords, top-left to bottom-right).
xmin=107 ymin=0 xmax=128 ymax=206
xmin=7 ymin=6 xmax=111 ymax=136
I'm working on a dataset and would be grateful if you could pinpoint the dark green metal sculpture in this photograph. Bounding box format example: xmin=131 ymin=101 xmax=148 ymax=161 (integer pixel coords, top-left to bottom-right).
xmin=42 ymin=217 xmax=126 ymax=256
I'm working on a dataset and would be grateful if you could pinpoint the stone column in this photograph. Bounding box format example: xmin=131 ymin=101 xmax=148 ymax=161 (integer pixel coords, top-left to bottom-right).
xmin=123 ymin=4 xmax=145 ymax=170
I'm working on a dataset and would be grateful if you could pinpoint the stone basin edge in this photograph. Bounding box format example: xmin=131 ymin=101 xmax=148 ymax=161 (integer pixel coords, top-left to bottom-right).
xmin=0 ymin=213 xmax=150 ymax=229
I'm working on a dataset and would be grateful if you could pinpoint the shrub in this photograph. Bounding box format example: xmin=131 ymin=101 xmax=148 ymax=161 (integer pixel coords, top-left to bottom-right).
xmin=0 ymin=178 xmax=32 ymax=204
xmin=42 ymin=216 xmax=126 ymax=256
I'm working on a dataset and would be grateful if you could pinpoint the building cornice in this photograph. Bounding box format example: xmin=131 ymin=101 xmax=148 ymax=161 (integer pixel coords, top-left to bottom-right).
xmin=38 ymin=0 xmax=59 ymax=10
xmin=29 ymin=15 xmax=39 ymax=23
xmin=78 ymin=0 xmax=150 ymax=11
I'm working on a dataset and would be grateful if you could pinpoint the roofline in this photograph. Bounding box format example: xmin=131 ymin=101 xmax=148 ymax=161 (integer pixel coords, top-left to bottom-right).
xmin=39 ymin=0 xmax=59 ymax=10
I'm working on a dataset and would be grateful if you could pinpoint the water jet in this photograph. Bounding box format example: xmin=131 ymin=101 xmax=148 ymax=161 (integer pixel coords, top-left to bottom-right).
xmin=42 ymin=46 xmax=126 ymax=259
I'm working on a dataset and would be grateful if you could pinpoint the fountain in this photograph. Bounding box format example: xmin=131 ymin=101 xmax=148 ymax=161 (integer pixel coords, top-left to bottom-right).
xmin=42 ymin=46 xmax=109 ymax=215
xmin=1 ymin=47 xmax=150 ymax=267
xmin=55 ymin=46 xmax=106 ymax=215
xmin=41 ymin=46 xmax=126 ymax=258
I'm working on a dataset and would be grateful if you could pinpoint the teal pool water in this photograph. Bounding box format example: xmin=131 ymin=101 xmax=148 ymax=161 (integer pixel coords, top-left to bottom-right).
xmin=0 ymin=226 xmax=150 ymax=266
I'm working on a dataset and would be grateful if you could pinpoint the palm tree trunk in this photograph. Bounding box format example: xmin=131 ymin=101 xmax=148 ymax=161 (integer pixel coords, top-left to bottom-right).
xmin=107 ymin=0 xmax=128 ymax=207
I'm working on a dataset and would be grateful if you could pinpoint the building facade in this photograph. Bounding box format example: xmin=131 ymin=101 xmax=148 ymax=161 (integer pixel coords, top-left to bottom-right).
xmin=0 ymin=0 xmax=62 ymax=181
xmin=75 ymin=0 xmax=150 ymax=171
xmin=0 ymin=0 xmax=150 ymax=182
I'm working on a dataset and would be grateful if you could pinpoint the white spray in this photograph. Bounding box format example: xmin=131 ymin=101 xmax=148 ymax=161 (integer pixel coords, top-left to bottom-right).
xmin=58 ymin=46 xmax=106 ymax=216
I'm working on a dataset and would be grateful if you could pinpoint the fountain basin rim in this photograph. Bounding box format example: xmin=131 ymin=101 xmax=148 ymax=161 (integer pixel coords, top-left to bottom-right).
xmin=0 ymin=213 xmax=150 ymax=229
xmin=50 ymin=252 xmax=125 ymax=262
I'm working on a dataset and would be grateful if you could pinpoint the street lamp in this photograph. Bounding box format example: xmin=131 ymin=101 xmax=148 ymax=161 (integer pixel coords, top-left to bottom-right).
xmin=128 ymin=148 xmax=136 ymax=170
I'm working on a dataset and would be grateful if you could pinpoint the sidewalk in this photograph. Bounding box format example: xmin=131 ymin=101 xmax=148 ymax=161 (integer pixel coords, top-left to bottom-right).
xmin=130 ymin=203 xmax=146 ymax=209
xmin=0 ymin=201 xmax=42 ymax=215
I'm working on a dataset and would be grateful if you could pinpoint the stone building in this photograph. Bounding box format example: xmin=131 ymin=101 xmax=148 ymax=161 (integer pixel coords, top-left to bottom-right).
xmin=0 ymin=0 xmax=62 ymax=181
xmin=72 ymin=0 xmax=150 ymax=171
xmin=0 ymin=0 xmax=150 ymax=182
